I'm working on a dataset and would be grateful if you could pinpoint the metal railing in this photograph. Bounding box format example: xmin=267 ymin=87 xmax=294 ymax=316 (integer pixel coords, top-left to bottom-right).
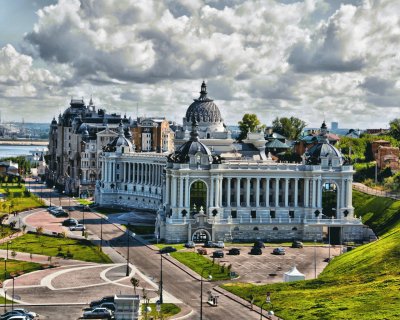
xmin=353 ymin=183 xmax=400 ymax=200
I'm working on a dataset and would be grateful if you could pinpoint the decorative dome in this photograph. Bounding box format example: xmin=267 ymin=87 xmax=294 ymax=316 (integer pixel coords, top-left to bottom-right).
xmin=103 ymin=122 xmax=134 ymax=152
xmin=305 ymin=139 xmax=343 ymax=165
xmin=168 ymin=120 xmax=218 ymax=164
xmin=185 ymin=82 xmax=222 ymax=123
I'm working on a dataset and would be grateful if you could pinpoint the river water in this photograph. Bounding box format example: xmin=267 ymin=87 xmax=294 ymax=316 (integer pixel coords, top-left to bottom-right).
xmin=0 ymin=144 xmax=48 ymax=159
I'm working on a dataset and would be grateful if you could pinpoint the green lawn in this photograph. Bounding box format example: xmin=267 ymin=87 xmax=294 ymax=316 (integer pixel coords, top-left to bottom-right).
xmin=223 ymin=192 xmax=400 ymax=319
xmin=155 ymin=243 xmax=186 ymax=251
xmin=125 ymin=224 xmax=155 ymax=235
xmin=76 ymin=199 xmax=94 ymax=206
xmin=170 ymin=252 xmax=234 ymax=281
xmin=141 ymin=303 xmax=181 ymax=319
xmin=0 ymin=225 xmax=18 ymax=239
xmin=0 ymin=184 xmax=44 ymax=215
xmin=0 ymin=259 xmax=43 ymax=304
xmin=0 ymin=233 xmax=112 ymax=263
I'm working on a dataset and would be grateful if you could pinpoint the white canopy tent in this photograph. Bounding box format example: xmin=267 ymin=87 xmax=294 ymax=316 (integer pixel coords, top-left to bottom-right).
xmin=283 ymin=266 xmax=305 ymax=282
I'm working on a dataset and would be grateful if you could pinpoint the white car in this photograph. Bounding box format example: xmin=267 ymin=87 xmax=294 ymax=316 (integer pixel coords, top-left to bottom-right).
xmin=83 ymin=307 xmax=113 ymax=319
xmin=69 ymin=224 xmax=86 ymax=231
xmin=7 ymin=317 xmax=31 ymax=320
xmin=216 ymin=241 xmax=225 ymax=248
xmin=13 ymin=309 xmax=37 ymax=318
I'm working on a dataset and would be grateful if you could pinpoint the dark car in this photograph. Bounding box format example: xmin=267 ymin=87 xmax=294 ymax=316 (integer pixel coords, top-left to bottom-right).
xmin=212 ymin=250 xmax=224 ymax=258
xmin=62 ymin=218 xmax=78 ymax=226
xmin=272 ymin=247 xmax=286 ymax=255
xmin=253 ymin=240 xmax=265 ymax=248
xmin=250 ymin=247 xmax=262 ymax=255
xmin=204 ymin=241 xmax=216 ymax=248
xmin=184 ymin=241 xmax=195 ymax=248
xmin=83 ymin=308 xmax=112 ymax=319
xmin=53 ymin=210 xmax=68 ymax=217
xmin=0 ymin=311 xmax=33 ymax=320
xmin=228 ymin=248 xmax=241 ymax=255
xmin=291 ymin=241 xmax=304 ymax=248
xmin=159 ymin=246 xmax=177 ymax=254
xmin=90 ymin=296 xmax=115 ymax=308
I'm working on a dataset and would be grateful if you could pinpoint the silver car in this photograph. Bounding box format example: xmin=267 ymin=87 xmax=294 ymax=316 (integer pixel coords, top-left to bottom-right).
xmin=69 ymin=224 xmax=86 ymax=231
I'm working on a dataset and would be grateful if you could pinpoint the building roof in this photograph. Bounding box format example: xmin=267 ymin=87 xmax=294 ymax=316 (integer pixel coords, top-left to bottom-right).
xmin=103 ymin=122 xmax=134 ymax=152
xmin=305 ymin=139 xmax=343 ymax=165
xmin=265 ymin=139 xmax=290 ymax=149
xmin=185 ymin=82 xmax=222 ymax=123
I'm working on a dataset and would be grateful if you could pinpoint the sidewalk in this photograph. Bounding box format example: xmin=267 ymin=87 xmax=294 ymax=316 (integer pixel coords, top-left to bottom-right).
xmin=353 ymin=182 xmax=400 ymax=200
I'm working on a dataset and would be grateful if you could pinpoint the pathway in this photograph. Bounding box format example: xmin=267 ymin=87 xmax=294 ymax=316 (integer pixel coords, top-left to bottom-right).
xmin=353 ymin=182 xmax=400 ymax=200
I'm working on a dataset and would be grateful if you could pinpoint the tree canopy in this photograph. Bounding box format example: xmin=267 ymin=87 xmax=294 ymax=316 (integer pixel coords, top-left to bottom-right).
xmin=389 ymin=118 xmax=400 ymax=140
xmin=238 ymin=113 xmax=262 ymax=141
xmin=272 ymin=116 xmax=306 ymax=140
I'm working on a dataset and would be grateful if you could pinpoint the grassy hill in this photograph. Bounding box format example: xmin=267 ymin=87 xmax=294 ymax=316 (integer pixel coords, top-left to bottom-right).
xmin=222 ymin=190 xmax=400 ymax=319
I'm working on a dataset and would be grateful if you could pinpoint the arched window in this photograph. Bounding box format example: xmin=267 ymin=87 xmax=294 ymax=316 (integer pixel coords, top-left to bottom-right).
xmin=273 ymin=227 xmax=278 ymax=231
xmin=292 ymin=227 xmax=298 ymax=231
xmin=233 ymin=226 xmax=239 ymax=231
xmin=253 ymin=227 xmax=259 ymax=231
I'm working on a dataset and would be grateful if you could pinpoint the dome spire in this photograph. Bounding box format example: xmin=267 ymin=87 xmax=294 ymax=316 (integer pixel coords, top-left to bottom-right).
xmin=199 ymin=81 xmax=208 ymax=101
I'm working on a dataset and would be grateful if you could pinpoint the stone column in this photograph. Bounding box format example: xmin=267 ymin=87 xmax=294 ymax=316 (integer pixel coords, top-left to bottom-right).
xmin=256 ymin=178 xmax=260 ymax=207
xmin=236 ymin=178 xmax=241 ymax=207
xmin=275 ymin=178 xmax=280 ymax=207
xmin=179 ymin=176 xmax=184 ymax=207
xmin=317 ymin=179 xmax=322 ymax=208
xmin=227 ymin=178 xmax=231 ymax=207
xmin=215 ymin=177 xmax=220 ymax=207
xmin=165 ymin=173 xmax=170 ymax=204
xmin=312 ymin=178 xmax=316 ymax=208
xmin=210 ymin=177 xmax=214 ymax=207
xmin=172 ymin=176 xmax=177 ymax=207
xmin=284 ymin=178 xmax=289 ymax=207
xmin=132 ymin=163 xmax=136 ymax=184
xmin=304 ymin=178 xmax=309 ymax=207
xmin=185 ymin=176 xmax=190 ymax=208
xmin=265 ymin=178 xmax=270 ymax=207
xmin=347 ymin=179 xmax=352 ymax=207
xmin=246 ymin=178 xmax=251 ymax=207
xmin=341 ymin=179 xmax=346 ymax=208
xmin=294 ymin=178 xmax=299 ymax=207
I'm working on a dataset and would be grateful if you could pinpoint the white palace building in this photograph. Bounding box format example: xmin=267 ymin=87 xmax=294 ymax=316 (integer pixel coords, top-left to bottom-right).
xmin=96 ymin=82 xmax=373 ymax=244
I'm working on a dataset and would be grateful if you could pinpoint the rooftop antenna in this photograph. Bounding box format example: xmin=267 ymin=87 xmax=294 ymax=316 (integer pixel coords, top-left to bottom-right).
xmin=136 ymin=102 xmax=139 ymax=119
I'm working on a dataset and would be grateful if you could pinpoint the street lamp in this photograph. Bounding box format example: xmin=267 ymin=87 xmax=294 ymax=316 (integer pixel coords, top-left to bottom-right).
xmin=159 ymin=252 xmax=164 ymax=304
xmin=4 ymin=241 xmax=11 ymax=279
xmin=200 ymin=269 xmax=212 ymax=320
xmin=125 ymin=230 xmax=136 ymax=276
xmin=156 ymin=300 xmax=161 ymax=319
xmin=260 ymin=293 xmax=271 ymax=320
xmin=314 ymin=239 xmax=317 ymax=279
xmin=82 ymin=205 xmax=88 ymax=237
xmin=100 ymin=215 xmax=108 ymax=249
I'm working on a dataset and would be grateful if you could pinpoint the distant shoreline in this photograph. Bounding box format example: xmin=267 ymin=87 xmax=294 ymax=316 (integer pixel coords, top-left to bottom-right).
xmin=0 ymin=140 xmax=48 ymax=146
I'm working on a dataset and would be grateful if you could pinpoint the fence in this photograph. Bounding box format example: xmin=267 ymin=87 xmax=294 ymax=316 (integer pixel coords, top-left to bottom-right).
xmin=353 ymin=183 xmax=400 ymax=200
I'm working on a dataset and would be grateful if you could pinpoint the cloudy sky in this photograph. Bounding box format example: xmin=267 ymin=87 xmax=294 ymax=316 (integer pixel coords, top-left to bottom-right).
xmin=0 ymin=0 xmax=399 ymax=129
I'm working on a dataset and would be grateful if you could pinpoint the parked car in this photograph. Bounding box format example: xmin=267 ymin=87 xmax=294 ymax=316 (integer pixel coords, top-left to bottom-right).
xmin=47 ymin=206 xmax=62 ymax=213
xmin=98 ymin=303 xmax=115 ymax=312
xmin=184 ymin=241 xmax=195 ymax=248
xmin=291 ymin=241 xmax=304 ymax=248
xmin=253 ymin=240 xmax=265 ymax=248
xmin=62 ymin=218 xmax=79 ymax=227
xmin=83 ymin=307 xmax=113 ymax=319
xmin=250 ymin=247 xmax=262 ymax=255
xmin=6 ymin=317 xmax=30 ymax=320
xmin=12 ymin=310 xmax=36 ymax=318
xmin=69 ymin=224 xmax=86 ymax=231
xmin=212 ymin=250 xmax=224 ymax=258
xmin=272 ymin=247 xmax=286 ymax=255
xmin=0 ymin=311 xmax=33 ymax=320
xmin=53 ymin=210 xmax=68 ymax=217
xmin=90 ymin=296 xmax=115 ymax=308
xmin=228 ymin=248 xmax=241 ymax=255
xmin=159 ymin=246 xmax=177 ymax=254
xmin=204 ymin=241 xmax=216 ymax=248
xmin=215 ymin=241 xmax=225 ymax=248
xmin=197 ymin=248 xmax=208 ymax=255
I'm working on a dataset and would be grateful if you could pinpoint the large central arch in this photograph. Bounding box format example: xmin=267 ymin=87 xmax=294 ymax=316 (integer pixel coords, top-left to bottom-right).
xmin=322 ymin=181 xmax=338 ymax=218
xmin=190 ymin=180 xmax=208 ymax=212
xmin=192 ymin=229 xmax=211 ymax=243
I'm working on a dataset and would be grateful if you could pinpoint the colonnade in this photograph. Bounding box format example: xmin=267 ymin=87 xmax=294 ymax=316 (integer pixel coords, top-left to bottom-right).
xmin=101 ymin=160 xmax=164 ymax=187
xmin=165 ymin=174 xmax=353 ymax=210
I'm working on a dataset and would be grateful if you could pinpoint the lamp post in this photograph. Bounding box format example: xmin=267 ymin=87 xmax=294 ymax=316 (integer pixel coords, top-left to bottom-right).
xmin=125 ymin=230 xmax=135 ymax=276
xmin=10 ymin=274 xmax=15 ymax=311
xmin=314 ymin=239 xmax=317 ymax=279
xmin=159 ymin=252 xmax=163 ymax=304
xmin=100 ymin=215 xmax=103 ymax=249
xmin=82 ymin=205 xmax=88 ymax=237
xmin=5 ymin=241 xmax=11 ymax=279
xmin=156 ymin=300 xmax=161 ymax=319
xmin=260 ymin=293 xmax=271 ymax=320
xmin=200 ymin=269 xmax=212 ymax=320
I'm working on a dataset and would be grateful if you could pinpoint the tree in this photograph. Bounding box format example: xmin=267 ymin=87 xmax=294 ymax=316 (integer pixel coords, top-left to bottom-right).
xmin=130 ymin=277 xmax=140 ymax=295
xmin=238 ymin=114 xmax=262 ymax=141
xmin=389 ymin=118 xmax=400 ymax=140
xmin=272 ymin=116 xmax=306 ymax=141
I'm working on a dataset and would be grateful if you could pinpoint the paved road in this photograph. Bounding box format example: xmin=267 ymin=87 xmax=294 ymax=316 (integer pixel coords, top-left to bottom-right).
xmin=21 ymin=181 xmax=265 ymax=319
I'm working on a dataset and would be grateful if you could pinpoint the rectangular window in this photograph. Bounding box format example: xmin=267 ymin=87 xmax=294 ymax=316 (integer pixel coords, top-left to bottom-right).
xmin=270 ymin=210 xmax=276 ymax=218
xmin=251 ymin=210 xmax=256 ymax=219
xmin=231 ymin=210 xmax=237 ymax=219
xmin=289 ymin=211 xmax=294 ymax=218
